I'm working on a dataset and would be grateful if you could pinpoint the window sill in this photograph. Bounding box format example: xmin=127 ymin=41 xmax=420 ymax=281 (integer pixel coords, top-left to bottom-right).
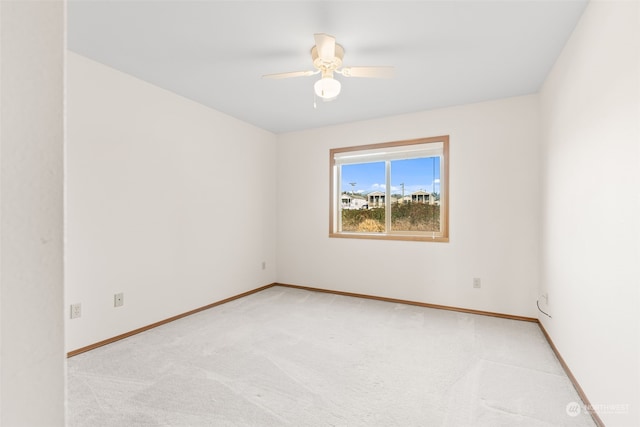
xmin=329 ymin=232 xmax=449 ymax=243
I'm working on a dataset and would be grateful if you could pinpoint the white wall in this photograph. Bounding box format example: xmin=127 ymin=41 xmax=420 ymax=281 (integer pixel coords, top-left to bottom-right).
xmin=66 ymin=52 xmax=277 ymax=352
xmin=0 ymin=1 xmax=65 ymax=425
xmin=277 ymin=95 xmax=540 ymax=318
xmin=539 ymin=1 xmax=639 ymax=426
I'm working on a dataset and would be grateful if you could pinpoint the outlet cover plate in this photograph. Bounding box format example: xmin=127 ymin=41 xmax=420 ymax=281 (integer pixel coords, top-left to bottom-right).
xmin=70 ymin=303 xmax=81 ymax=319
xmin=114 ymin=293 xmax=124 ymax=307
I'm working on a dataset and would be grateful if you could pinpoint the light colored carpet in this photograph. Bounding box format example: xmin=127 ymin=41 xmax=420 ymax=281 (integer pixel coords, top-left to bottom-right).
xmin=67 ymin=286 xmax=596 ymax=426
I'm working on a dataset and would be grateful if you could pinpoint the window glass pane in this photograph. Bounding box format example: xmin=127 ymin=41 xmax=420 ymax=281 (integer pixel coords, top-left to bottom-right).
xmin=340 ymin=162 xmax=385 ymax=233
xmin=390 ymin=157 xmax=441 ymax=232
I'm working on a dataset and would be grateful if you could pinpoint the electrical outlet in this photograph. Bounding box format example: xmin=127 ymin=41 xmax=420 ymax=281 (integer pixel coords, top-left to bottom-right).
xmin=262 ymin=261 xmax=266 ymax=270
xmin=473 ymin=277 xmax=481 ymax=289
xmin=542 ymin=293 xmax=549 ymax=304
xmin=70 ymin=303 xmax=81 ymax=319
xmin=114 ymin=293 xmax=124 ymax=308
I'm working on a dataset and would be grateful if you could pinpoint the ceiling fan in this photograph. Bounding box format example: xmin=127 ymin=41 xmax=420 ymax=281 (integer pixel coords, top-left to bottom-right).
xmin=262 ymin=33 xmax=394 ymax=101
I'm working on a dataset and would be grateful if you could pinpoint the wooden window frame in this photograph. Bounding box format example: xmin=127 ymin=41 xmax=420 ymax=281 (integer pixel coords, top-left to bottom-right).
xmin=329 ymin=136 xmax=449 ymax=242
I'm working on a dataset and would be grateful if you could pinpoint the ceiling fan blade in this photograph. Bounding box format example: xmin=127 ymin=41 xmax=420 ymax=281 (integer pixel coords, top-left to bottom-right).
xmin=262 ymin=70 xmax=318 ymax=79
xmin=314 ymin=33 xmax=336 ymax=60
xmin=339 ymin=66 xmax=395 ymax=78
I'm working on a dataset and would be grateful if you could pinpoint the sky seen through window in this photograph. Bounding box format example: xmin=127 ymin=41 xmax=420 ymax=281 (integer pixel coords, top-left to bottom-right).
xmin=340 ymin=157 xmax=441 ymax=196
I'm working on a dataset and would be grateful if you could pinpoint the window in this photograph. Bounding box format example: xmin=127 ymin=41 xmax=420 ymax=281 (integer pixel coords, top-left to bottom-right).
xmin=329 ymin=136 xmax=449 ymax=242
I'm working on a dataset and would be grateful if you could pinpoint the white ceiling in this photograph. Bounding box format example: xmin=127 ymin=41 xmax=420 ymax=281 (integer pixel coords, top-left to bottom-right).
xmin=67 ymin=0 xmax=588 ymax=134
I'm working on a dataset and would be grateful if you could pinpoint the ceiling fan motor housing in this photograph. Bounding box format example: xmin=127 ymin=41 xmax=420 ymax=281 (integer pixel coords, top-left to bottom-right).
xmin=311 ymin=43 xmax=344 ymax=72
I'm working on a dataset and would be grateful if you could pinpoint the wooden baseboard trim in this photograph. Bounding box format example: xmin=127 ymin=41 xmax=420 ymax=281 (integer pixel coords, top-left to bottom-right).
xmin=537 ymin=322 xmax=605 ymax=427
xmin=67 ymin=282 xmax=534 ymax=358
xmin=274 ymin=282 xmax=538 ymax=323
xmin=66 ymin=283 xmax=277 ymax=358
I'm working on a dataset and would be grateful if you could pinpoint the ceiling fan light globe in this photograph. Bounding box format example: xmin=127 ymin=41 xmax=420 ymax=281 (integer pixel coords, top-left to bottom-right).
xmin=314 ymin=77 xmax=341 ymax=100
